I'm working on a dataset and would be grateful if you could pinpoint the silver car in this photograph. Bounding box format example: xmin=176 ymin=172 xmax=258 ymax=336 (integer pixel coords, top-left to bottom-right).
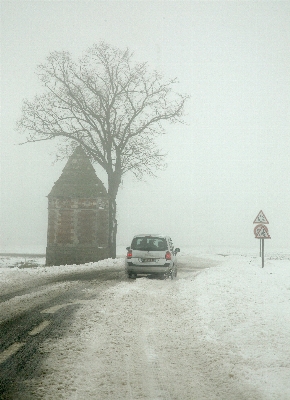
xmin=126 ymin=234 xmax=180 ymax=279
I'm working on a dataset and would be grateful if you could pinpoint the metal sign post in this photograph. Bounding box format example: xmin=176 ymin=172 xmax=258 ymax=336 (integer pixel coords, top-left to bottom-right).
xmin=262 ymin=238 xmax=264 ymax=268
xmin=253 ymin=211 xmax=271 ymax=268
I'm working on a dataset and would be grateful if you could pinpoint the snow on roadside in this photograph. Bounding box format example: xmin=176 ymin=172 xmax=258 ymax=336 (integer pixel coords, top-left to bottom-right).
xmin=21 ymin=253 xmax=290 ymax=399
xmin=0 ymin=257 xmax=124 ymax=296
xmin=0 ymin=255 xmax=46 ymax=268
xmin=178 ymin=255 xmax=290 ymax=399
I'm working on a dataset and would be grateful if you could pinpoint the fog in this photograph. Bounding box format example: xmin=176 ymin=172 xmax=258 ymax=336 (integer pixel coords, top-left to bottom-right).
xmin=1 ymin=1 xmax=289 ymax=253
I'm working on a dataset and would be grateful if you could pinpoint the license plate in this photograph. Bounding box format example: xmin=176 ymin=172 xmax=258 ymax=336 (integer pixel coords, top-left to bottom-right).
xmin=141 ymin=258 xmax=156 ymax=262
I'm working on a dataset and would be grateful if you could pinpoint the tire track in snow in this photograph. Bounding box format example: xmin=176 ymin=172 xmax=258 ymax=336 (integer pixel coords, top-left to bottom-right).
xmin=143 ymin=328 xmax=172 ymax=400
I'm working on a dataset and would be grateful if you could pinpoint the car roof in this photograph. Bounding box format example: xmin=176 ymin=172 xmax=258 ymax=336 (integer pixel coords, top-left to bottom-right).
xmin=133 ymin=234 xmax=169 ymax=239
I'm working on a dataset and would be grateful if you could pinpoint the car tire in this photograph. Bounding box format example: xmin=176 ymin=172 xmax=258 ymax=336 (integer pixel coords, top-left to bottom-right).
xmin=128 ymin=273 xmax=136 ymax=279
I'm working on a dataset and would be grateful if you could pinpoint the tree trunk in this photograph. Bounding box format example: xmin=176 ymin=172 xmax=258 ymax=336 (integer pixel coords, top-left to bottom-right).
xmin=107 ymin=168 xmax=121 ymax=258
xmin=108 ymin=196 xmax=117 ymax=258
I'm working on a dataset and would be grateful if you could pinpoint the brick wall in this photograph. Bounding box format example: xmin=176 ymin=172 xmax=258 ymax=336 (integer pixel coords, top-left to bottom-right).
xmin=46 ymin=197 xmax=109 ymax=266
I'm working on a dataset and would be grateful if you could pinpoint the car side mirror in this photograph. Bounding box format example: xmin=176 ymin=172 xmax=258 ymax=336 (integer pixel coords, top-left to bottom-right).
xmin=126 ymin=246 xmax=130 ymax=251
xmin=175 ymin=248 xmax=180 ymax=254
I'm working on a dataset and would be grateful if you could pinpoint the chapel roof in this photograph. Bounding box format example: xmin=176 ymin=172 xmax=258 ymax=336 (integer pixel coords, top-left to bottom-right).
xmin=48 ymin=146 xmax=108 ymax=198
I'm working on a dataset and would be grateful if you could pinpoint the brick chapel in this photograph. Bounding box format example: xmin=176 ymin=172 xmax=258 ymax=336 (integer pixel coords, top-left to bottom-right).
xmin=46 ymin=146 xmax=109 ymax=266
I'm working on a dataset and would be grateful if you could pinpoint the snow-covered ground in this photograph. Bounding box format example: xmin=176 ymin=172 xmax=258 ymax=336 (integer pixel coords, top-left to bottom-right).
xmin=1 ymin=248 xmax=290 ymax=399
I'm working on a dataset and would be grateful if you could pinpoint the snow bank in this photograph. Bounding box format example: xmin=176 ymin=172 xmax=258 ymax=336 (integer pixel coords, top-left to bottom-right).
xmin=0 ymin=257 xmax=124 ymax=296
xmin=178 ymin=255 xmax=290 ymax=399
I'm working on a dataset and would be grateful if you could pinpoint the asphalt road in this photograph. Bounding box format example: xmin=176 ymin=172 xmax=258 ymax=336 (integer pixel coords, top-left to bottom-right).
xmin=0 ymin=257 xmax=217 ymax=399
xmin=0 ymin=268 xmax=125 ymax=400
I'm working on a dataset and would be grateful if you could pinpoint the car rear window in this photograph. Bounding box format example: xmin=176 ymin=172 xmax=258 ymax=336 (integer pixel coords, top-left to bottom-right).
xmin=131 ymin=237 xmax=168 ymax=251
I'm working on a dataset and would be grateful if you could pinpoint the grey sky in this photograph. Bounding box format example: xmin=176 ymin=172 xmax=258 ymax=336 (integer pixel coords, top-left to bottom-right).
xmin=1 ymin=1 xmax=289 ymax=252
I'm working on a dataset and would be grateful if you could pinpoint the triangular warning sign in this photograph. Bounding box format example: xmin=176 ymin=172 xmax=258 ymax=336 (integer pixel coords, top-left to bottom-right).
xmin=253 ymin=210 xmax=269 ymax=224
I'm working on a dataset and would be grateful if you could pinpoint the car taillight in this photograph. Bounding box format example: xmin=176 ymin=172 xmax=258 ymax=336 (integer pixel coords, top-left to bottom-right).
xmin=165 ymin=251 xmax=171 ymax=261
xmin=127 ymin=250 xmax=132 ymax=259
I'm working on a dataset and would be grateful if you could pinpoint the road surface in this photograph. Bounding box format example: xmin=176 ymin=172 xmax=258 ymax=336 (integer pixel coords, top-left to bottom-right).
xmin=0 ymin=255 xmax=262 ymax=400
xmin=0 ymin=268 xmax=125 ymax=399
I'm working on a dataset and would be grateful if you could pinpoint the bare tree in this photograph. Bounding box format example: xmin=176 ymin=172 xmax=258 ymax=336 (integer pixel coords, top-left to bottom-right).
xmin=17 ymin=42 xmax=189 ymax=258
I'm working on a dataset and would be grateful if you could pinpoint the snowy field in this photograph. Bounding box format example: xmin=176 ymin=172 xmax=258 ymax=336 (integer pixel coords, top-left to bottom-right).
xmin=1 ymin=248 xmax=290 ymax=399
